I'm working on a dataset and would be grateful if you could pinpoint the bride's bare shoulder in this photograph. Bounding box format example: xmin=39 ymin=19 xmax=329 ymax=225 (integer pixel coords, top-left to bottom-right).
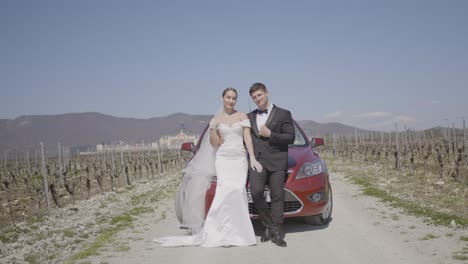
xmin=211 ymin=115 xmax=221 ymax=122
xmin=238 ymin=112 xmax=248 ymax=120
xmin=210 ymin=116 xmax=222 ymax=128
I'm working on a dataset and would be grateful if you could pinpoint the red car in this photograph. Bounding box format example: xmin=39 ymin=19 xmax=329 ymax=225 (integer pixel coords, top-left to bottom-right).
xmin=179 ymin=120 xmax=332 ymax=225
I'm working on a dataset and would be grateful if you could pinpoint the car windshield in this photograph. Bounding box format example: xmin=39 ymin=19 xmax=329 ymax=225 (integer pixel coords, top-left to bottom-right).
xmin=289 ymin=123 xmax=307 ymax=148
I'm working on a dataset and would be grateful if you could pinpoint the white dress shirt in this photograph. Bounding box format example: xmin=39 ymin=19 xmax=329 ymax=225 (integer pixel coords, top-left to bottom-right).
xmin=256 ymin=103 xmax=274 ymax=132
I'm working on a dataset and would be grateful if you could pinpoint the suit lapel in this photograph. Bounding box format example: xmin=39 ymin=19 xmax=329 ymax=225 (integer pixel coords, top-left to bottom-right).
xmin=265 ymin=105 xmax=277 ymax=128
xmin=250 ymin=110 xmax=260 ymax=137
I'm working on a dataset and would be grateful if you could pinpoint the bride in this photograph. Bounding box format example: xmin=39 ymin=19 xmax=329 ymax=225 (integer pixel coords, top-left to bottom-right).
xmin=153 ymin=87 xmax=262 ymax=247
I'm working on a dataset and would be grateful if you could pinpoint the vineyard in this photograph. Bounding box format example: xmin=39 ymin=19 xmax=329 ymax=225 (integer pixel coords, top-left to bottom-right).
xmin=1 ymin=128 xmax=467 ymax=231
xmin=0 ymin=144 xmax=190 ymax=231
xmin=320 ymin=129 xmax=467 ymax=181
xmin=318 ymin=128 xmax=468 ymax=223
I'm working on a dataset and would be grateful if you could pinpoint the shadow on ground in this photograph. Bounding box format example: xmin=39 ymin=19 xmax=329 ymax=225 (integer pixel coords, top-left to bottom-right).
xmin=252 ymin=217 xmax=333 ymax=236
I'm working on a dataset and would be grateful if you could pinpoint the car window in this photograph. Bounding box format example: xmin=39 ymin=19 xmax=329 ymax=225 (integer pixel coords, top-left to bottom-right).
xmin=290 ymin=124 xmax=307 ymax=147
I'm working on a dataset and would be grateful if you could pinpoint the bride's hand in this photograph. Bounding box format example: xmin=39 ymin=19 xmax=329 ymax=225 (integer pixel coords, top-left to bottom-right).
xmin=217 ymin=132 xmax=224 ymax=146
xmin=250 ymin=159 xmax=263 ymax=173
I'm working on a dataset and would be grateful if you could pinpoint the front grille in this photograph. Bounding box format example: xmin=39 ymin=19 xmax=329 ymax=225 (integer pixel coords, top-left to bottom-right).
xmin=284 ymin=201 xmax=302 ymax=212
xmin=248 ymin=189 xmax=303 ymax=215
xmin=248 ymin=201 xmax=302 ymax=214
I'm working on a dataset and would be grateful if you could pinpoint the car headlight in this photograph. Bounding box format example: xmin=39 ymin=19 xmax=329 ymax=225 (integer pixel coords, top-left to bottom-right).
xmin=296 ymin=159 xmax=325 ymax=179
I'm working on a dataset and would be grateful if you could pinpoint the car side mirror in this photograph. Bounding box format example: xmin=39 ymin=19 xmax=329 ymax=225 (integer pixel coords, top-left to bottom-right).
xmin=181 ymin=142 xmax=195 ymax=152
xmin=310 ymin=137 xmax=324 ymax=148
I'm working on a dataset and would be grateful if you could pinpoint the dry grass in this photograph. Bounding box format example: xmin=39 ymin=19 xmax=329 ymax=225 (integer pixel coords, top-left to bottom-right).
xmin=323 ymin=153 xmax=468 ymax=226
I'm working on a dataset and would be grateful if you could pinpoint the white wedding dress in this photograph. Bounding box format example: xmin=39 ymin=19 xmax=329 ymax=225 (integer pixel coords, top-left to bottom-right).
xmin=154 ymin=119 xmax=256 ymax=247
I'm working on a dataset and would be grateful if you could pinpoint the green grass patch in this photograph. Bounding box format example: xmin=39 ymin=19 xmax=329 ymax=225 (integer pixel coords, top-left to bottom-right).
xmin=463 ymin=246 xmax=468 ymax=254
xmin=0 ymin=233 xmax=18 ymax=244
xmin=96 ymin=216 xmax=109 ymax=224
xmin=34 ymin=231 xmax=48 ymax=241
xmin=47 ymin=253 xmax=57 ymax=261
xmin=26 ymin=216 xmax=46 ymax=225
xmin=24 ymin=253 xmax=40 ymax=264
xmin=80 ymin=233 xmax=90 ymax=239
xmin=72 ymin=238 xmax=85 ymax=245
xmin=110 ymin=214 xmax=133 ymax=226
xmin=67 ymin=206 xmax=153 ymax=263
xmin=131 ymin=187 xmax=174 ymax=206
xmin=349 ymin=176 xmax=468 ymax=227
xmin=66 ymin=172 xmax=181 ymax=264
xmin=130 ymin=192 xmax=151 ymax=206
xmin=460 ymin=236 xmax=468 ymax=242
xmin=0 ymin=226 xmax=34 ymax=243
xmin=453 ymin=254 xmax=468 ymax=261
xmin=419 ymin=233 xmax=439 ymax=240
xmin=130 ymin=206 xmax=153 ymax=215
xmin=62 ymin=228 xmax=76 ymax=238
xmin=67 ymin=225 xmax=120 ymax=262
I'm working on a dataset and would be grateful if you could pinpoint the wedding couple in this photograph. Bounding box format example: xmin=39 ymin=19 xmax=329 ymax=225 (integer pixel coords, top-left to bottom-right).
xmin=154 ymin=83 xmax=295 ymax=247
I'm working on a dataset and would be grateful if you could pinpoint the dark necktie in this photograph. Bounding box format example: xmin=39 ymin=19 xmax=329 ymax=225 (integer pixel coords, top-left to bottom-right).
xmin=258 ymin=109 xmax=268 ymax=115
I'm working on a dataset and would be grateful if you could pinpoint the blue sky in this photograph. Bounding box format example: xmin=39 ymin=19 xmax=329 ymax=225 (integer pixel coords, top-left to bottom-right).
xmin=2 ymin=0 xmax=467 ymax=130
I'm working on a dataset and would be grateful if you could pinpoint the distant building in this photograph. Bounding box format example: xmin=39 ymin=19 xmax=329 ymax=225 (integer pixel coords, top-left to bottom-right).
xmin=95 ymin=142 xmax=159 ymax=153
xmin=84 ymin=123 xmax=200 ymax=154
xmin=159 ymin=124 xmax=199 ymax=150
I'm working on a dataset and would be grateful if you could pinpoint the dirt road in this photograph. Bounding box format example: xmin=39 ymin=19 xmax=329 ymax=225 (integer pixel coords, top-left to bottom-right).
xmin=88 ymin=173 xmax=467 ymax=264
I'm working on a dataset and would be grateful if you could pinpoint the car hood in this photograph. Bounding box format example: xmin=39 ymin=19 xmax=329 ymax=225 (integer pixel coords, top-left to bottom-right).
xmin=288 ymin=146 xmax=320 ymax=170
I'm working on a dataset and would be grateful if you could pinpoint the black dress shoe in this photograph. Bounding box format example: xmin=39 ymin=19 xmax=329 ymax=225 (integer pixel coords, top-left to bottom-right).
xmin=260 ymin=228 xmax=271 ymax=242
xmin=271 ymin=232 xmax=287 ymax=247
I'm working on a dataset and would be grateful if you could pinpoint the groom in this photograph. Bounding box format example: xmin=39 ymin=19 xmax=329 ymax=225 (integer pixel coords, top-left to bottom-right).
xmin=247 ymin=83 xmax=295 ymax=247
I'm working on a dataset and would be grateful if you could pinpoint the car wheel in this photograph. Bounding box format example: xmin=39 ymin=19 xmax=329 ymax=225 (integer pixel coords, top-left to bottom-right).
xmin=304 ymin=184 xmax=333 ymax=225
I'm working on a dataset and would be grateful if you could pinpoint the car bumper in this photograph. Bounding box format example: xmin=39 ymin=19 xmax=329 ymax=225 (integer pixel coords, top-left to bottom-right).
xmin=205 ymin=172 xmax=330 ymax=218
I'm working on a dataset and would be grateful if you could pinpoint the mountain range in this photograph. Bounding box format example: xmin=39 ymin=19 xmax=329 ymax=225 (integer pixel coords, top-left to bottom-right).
xmin=0 ymin=112 xmax=373 ymax=153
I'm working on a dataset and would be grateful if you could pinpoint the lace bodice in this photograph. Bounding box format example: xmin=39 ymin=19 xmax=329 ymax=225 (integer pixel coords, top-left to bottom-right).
xmin=216 ymin=119 xmax=251 ymax=157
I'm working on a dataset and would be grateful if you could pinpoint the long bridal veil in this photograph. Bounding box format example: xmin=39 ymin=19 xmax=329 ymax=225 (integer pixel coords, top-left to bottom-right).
xmin=175 ymin=127 xmax=216 ymax=234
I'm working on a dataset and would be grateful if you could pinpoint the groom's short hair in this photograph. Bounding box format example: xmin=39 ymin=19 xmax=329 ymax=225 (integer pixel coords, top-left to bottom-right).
xmin=249 ymin=82 xmax=268 ymax=95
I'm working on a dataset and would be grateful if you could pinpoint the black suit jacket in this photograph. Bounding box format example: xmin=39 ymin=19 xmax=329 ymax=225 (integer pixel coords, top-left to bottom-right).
xmin=248 ymin=105 xmax=295 ymax=172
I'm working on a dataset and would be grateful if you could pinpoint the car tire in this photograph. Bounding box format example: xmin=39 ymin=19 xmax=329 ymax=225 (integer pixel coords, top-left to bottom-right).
xmin=304 ymin=184 xmax=333 ymax=225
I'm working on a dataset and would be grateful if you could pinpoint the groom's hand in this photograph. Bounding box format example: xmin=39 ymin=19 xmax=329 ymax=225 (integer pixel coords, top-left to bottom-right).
xmin=259 ymin=125 xmax=271 ymax=137
xmin=217 ymin=131 xmax=224 ymax=146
